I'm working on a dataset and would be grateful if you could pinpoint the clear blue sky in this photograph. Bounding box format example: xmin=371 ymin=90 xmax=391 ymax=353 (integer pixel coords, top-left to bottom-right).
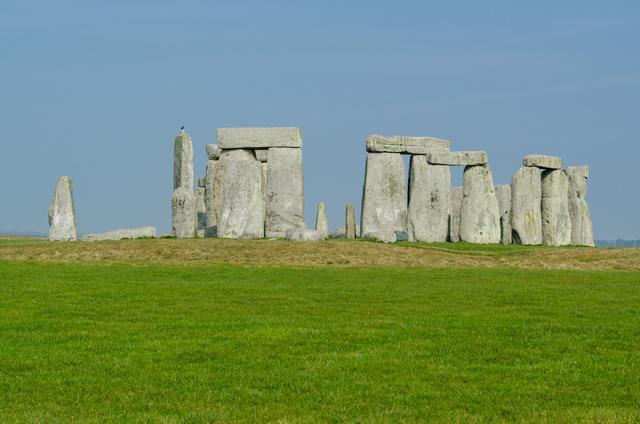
xmin=1 ymin=1 xmax=638 ymax=239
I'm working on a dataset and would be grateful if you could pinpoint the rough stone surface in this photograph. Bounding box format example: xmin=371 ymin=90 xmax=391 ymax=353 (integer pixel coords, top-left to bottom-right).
xmin=205 ymin=159 xmax=217 ymax=229
xmin=217 ymin=127 xmax=302 ymax=149
xmin=206 ymin=144 xmax=221 ymax=160
xmin=448 ymin=186 xmax=463 ymax=242
xmin=212 ymin=149 xmax=256 ymax=226
xmin=346 ymin=203 xmax=357 ymax=239
xmin=173 ymin=131 xmax=194 ymax=190
xmin=333 ymin=225 xmax=360 ymax=239
xmin=195 ymin=183 xmax=207 ymax=238
xmin=80 ymin=227 xmax=156 ymax=241
xmin=494 ymin=185 xmax=512 ymax=245
xmin=255 ymin=149 xmax=269 ymax=162
xmin=460 ymin=165 xmax=501 ymax=244
xmin=511 ymin=166 xmax=542 ymax=245
xmin=265 ymin=148 xmax=304 ymax=238
xmin=567 ymin=166 xmax=595 ymax=247
xmin=315 ymin=202 xmax=328 ymax=239
xmin=407 ymin=156 xmax=451 ymax=242
xmin=48 ymin=176 xmax=78 ymax=241
xmin=361 ymin=153 xmax=407 ymax=242
xmin=217 ymin=158 xmax=265 ymax=239
xmin=366 ymin=135 xmax=450 ymax=155
xmin=428 ymin=151 xmax=488 ymax=166
xmin=285 ymin=227 xmax=323 ymax=241
xmin=171 ymin=187 xmax=196 ymax=238
xmin=541 ymin=170 xmax=572 ymax=246
xmin=523 ymin=154 xmax=563 ymax=170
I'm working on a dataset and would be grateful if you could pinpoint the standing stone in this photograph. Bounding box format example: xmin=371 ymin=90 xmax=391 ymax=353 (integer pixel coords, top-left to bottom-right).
xmin=567 ymin=166 xmax=594 ymax=247
xmin=205 ymin=159 xmax=217 ymax=229
xmin=407 ymin=155 xmax=451 ymax=242
xmin=361 ymin=153 xmax=407 ymax=242
xmin=460 ymin=165 xmax=500 ymax=244
xmin=315 ymin=202 xmax=328 ymax=239
xmin=494 ymin=185 xmax=512 ymax=245
xmin=541 ymin=170 xmax=572 ymax=246
xmin=217 ymin=156 xmax=264 ymax=239
xmin=48 ymin=176 xmax=78 ymax=241
xmin=448 ymin=186 xmax=463 ymax=242
xmin=173 ymin=131 xmax=194 ymax=191
xmin=511 ymin=166 xmax=542 ymax=245
xmin=265 ymin=148 xmax=304 ymax=238
xmin=172 ymin=187 xmax=196 ymax=238
xmin=346 ymin=203 xmax=357 ymax=239
xmin=195 ymin=178 xmax=207 ymax=238
xmin=212 ymin=149 xmax=256 ymax=226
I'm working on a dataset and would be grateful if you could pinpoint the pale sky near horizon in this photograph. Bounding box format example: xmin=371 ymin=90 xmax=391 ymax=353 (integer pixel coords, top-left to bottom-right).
xmin=1 ymin=1 xmax=639 ymax=239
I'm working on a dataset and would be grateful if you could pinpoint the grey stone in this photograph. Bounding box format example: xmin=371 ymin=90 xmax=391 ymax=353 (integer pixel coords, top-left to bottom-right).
xmin=217 ymin=127 xmax=302 ymax=149
xmin=366 ymin=135 xmax=450 ymax=155
xmin=448 ymin=186 xmax=463 ymax=242
xmin=315 ymin=202 xmax=328 ymax=239
xmin=265 ymin=148 xmax=304 ymax=238
xmin=541 ymin=170 xmax=572 ymax=246
xmin=361 ymin=153 xmax=407 ymax=242
xmin=511 ymin=166 xmax=542 ymax=245
xmin=407 ymin=155 xmax=451 ymax=242
xmin=217 ymin=158 xmax=265 ymax=239
xmin=334 ymin=224 xmax=360 ymax=239
xmin=346 ymin=203 xmax=357 ymax=239
xmin=567 ymin=166 xmax=594 ymax=247
xmin=495 ymin=184 xmax=512 ymax=244
xmin=428 ymin=151 xmax=488 ymax=166
xmin=361 ymin=230 xmax=408 ymax=244
xmin=460 ymin=165 xmax=501 ymax=244
xmin=285 ymin=227 xmax=323 ymax=241
xmin=195 ymin=183 xmax=207 ymax=238
xmin=206 ymin=144 xmax=221 ymax=160
xmin=205 ymin=159 xmax=217 ymax=229
xmin=523 ymin=154 xmax=563 ymax=170
xmin=255 ymin=149 xmax=269 ymax=162
xmin=173 ymin=131 xmax=194 ymax=191
xmin=211 ymin=149 xmax=256 ymax=226
xmin=80 ymin=227 xmax=156 ymax=242
xmin=48 ymin=176 xmax=78 ymax=241
xmin=171 ymin=187 xmax=196 ymax=238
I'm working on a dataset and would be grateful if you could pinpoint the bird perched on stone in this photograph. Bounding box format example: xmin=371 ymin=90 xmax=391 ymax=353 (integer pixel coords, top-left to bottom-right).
xmin=179 ymin=125 xmax=185 ymax=134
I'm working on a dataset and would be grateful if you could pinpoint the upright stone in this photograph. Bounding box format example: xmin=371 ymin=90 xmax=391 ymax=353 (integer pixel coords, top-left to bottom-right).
xmin=346 ymin=203 xmax=357 ymax=239
xmin=265 ymin=148 xmax=304 ymax=238
xmin=448 ymin=186 xmax=463 ymax=242
xmin=541 ymin=170 xmax=572 ymax=246
xmin=212 ymin=149 xmax=255 ymax=226
xmin=173 ymin=131 xmax=194 ymax=191
xmin=460 ymin=165 xmax=500 ymax=244
xmin=567 ymin=166 xmax=594 ymax=247
xmin=48 ymin=176 xmax=78 ymax=241
xmin=195 ymin=178 xmax=207 ymax=238
xmin=361 ymin=152 xmax=407 ymax=242
xmin=494 ymin=185 xmax=512 ymax=245
xmin=407 ymin=155 xmax=451 ymax=242
xmin=205 ymin=159 xmax=217 ymax=229
xmin=171 ymin=187 xmax=196 ymax=238
xmin=315 ymin=202 xmax=328 ymax=239
xmin=511 ymin=167 xmax=542 ymax=245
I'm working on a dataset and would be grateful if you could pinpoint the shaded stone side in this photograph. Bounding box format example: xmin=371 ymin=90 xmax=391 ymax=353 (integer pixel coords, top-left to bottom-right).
xmin=567 ymin=166 xmax=595 ymax=247
xmin=265 ymin=148 xmax=304 ymax=238
xmin=173 ymin=131 xmax=194 ymax=191
xmin=448 ymin=186 xmax=463 ymax=242
xmin=171 ymin=187 xmax=196 ymax=238
xmin=346 ymin=203 xmax=357 ymax=239
xmin=494 ymin=184 xmax=512 ymax=245
xmin=511 ymin=166 xmax=542 ymax=245
xmin=195 ymin=178 xmax=207 ymax=238
xmin=48 ymin=176 xmax=78 ymax=241
xmin=541 ymin=170 xmax=572 ymax=246
xmin=460 ymin=165 xmax=500 ymax=244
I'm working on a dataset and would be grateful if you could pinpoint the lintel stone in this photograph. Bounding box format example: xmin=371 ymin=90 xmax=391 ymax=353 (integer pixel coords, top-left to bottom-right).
xmin=366 ymin=135 xmax=450 ymax=155
xmin=217 ymin=127 xmax=302 ymax=149
xmin=428 ymin=151 xmax=487 ymax=166
xmin=523 ymin=154 xmax=563 ymax=170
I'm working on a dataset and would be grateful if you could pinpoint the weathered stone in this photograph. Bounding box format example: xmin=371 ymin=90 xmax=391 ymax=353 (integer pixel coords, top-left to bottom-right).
xmin=205 ymin=159 xmax=217 ymax=229
xmin=195 ymin=182 xmax=207 ymax=238
xmin=285 ymin=227 xmax=323 ymax=241
xmin=212 ymin=149 xmax=256 ymax=226
xmin=511 ymin=166 xmax=542 ymax=245
xmin=407 ymin=155 xmax=451 ymax=242
xmin=428 ymin=151 xmax=487 ymax=166
xmin=541 ymin=170 xmax=572 ymax=246
xmin=494 ymin=185 xmax=512 ymax=245
xmin=448 ymin=186 xmax=463 ymax=242
xmin=171 ymin=187 xmax=196 ymax=238
xmin=366 ymin=135 xmax=450 ymax=155
xmin=206 ymin=144 xmax=221 ymax=160
xmin=80 ymin=227 xmax=156 ymax=241
xmin=315 ymin=202 xmax=328 ymax=239
xmin=361 ymin=153 xmax=407 ymax=242
xmin=265 ymin=148 xmax=304 ymax=238
xmin=333 ymin=227 xmax=346 ymax=238
xmin=567 ymin=166 xmax=594 ymax=247
xmin=255 ymin=149 xmax=269 ymax=162
xmin=48 ymin=176 xmax=77 ymax=241
xmin=346 ymin=203 xmax=357 ymax=239
xmin=217 ymin=158 xmax=264 ymax=239
xmin=361 ymin=230 xmax=408 ymax=243
xmin=217 ymin=127 xmax=302 ymax=149
xmin=460 ymin=165 xmax=501 ymax=244
xmin=173 ymin=131 xmax=194 ymax=190
xmin=523 ymin=154 xmax=563 ymax=170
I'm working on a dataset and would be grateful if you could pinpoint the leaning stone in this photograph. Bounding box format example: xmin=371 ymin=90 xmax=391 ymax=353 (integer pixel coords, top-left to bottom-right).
xmin=285 ymin=227 xmax=323 ymax=241
xmin=361 ymin=153 xmax=407 ymax=240
xmin=494 ymin=185 xmax=512 ymax=244
xmin=541 ymin=170 xmax=572 ymax=246
xmin=448 ymin=186 xmax=463 ymax=242
xmin=80 ymin=227 xmax=156 ymax=241
xmin=407 ymin=155 xmax=451 ymax=242
xmin=171 ymin=187 xmax=196 ymax=238
xmin=255 ymin=149 xmax=269 ymax=162
xmin=217 ymin=127 xmax=302 ymax=149
xmin=195 ymin=178 xmax=207 ymax=238
xmin=217 ymin=158 xmax=265 ymax=239
xmin=48 ymin=176 xmax=78 ymax=241
xmin=366 ymin=135 xmax=450 ymax=155
xmin=567 ymin=166 xmax=594 ymax=247
xmin=315 ymin=202 xmax=328 ymax=239
xmin=523 ymin=154 xmax=563 ymax=170
xmin=346 ymin=203 xmax=357 ymax=239
xmin=206 ymin=144 xmax=221 ymax=160
xmin=460 ymin=165 xmax=501 ymax=244
xmin=174 ymin=131 xmax=194 ymax=190
xmin=428 ymin=151 xmax=487 ymax=166
xmin=265 ymin=148 xmax=304 ymax=238
xmin=511 ymin=166 xmax=542 ymax=245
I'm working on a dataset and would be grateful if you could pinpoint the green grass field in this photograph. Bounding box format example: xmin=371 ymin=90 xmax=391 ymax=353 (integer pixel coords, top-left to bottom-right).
xmin=1 ymin=239 xmax=639 ymax=422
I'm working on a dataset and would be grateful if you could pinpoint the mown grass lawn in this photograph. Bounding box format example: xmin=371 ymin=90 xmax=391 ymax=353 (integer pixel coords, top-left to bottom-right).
xmin=1 ymin=260 xmax=639 ymax=423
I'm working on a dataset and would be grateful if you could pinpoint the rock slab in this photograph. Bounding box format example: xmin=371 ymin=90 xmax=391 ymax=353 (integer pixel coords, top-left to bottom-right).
xmin=315 ymin=202 xmax=328 ymax=239
xmin=80 ymin=227 xmax=156 ymax=241
xmin=511 ymin=166 xmax=542 ymax=245
xmin=206 ymin=144 xmax=221 ymax=160
xmin=172 ymin=187 xmax=196 ymax=238
xmin=48 ymin=176 xmax=78 ymax=241
xmin=195 ymin=180 xmax=207 ymax=238
xmin=205 ymin=159 xmax=217 ymax=229
xmin=460 ymin=165 xmax=501 ymax=244
xmin=448 ymin=186 xmax=463 ymax=242
xmin=174 ymin=131 xmax=194 ymax=190
xmin=567 ymin=166 xmax=595 ymax=246
xmin=428 ymin=151 xmax=488 ymax=166
xmin=494 ymin=184 xmax=512 ymax=245
xmin=346 ymin=203 xmax=357 ymax=239
xmin=523 ymin=154 xmax=563 ymax=170
xmin=541 ymin=170 xmax=572 ymax=246
xmin=285 ymin=227 xmax=324 ymax=241
xmin=265 ymin=148 xmax=304 ymax=238
xmin=217 ymin=127 xmax=302 ymax=149
xmin=366 ymin=135 xmax=450 ymax=155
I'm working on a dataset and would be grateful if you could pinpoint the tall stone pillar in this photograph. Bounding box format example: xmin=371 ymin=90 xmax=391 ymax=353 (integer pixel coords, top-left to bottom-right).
xmin=173 ymin=131 xmax=194 ymax=191
xmin=460 ymin=165 xmax=500 ymax=244
xmin=495 ymin=184 xmax=512 ymax=245
xmin=265 ymin=148 xmax=304 ymax=238
xmin=315 ymin=202 xmax=328 ymax=239
xmin=346 ymin=203 xmax=357 ymax=239
xmin=204 ymin=144 xmax=221 ymax=232
xmin=567 ymin=166 xmax=594 ymax=246
xmin=541 ymin=170 xmax=571 ymax=246
xmin=448 ymin=186 xmax=463 ymax=242
xmin=195 ymin=177 xmax=207 ymax=238
xmin=172 ymin=187 xmax=196 ymax=238
xmin=511 ymin=167 xmax=542 ymax=245
xmin=48 ymin=176 xmax=78 ymax=241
